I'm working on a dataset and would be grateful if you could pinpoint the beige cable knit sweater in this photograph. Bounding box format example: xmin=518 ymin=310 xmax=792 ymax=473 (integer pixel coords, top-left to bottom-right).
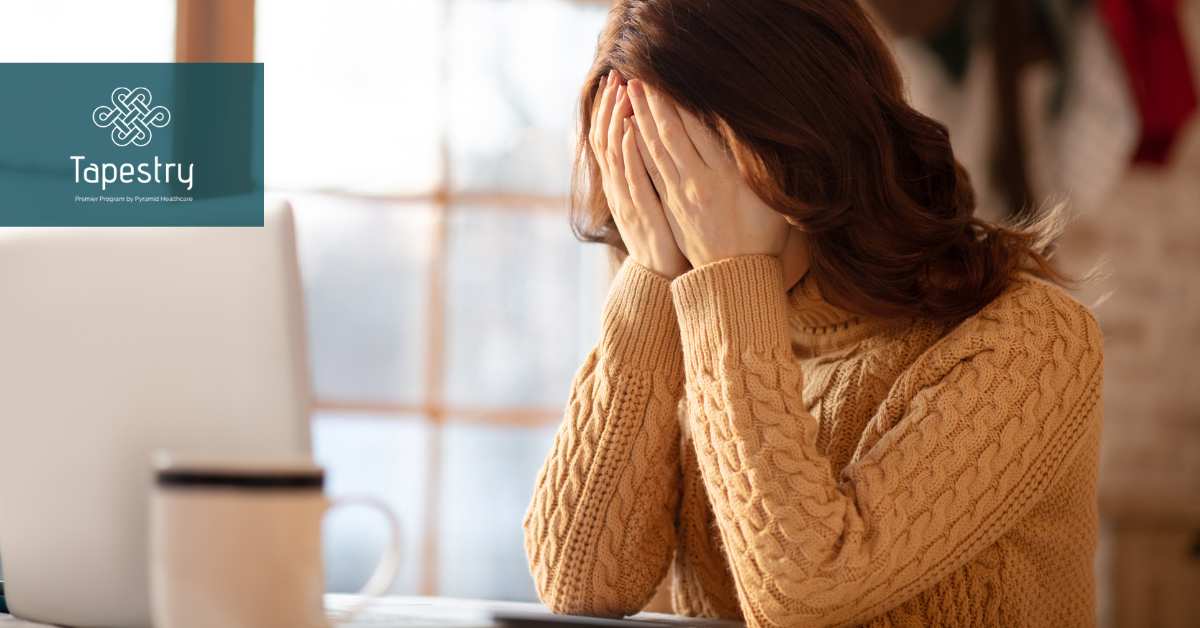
xmin=524 ymin=255 xmax=1103 ymax=627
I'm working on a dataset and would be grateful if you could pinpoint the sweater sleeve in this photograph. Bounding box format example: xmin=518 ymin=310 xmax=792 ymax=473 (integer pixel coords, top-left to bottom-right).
xmin=523 ymin=259 xmax=686 ymax=618
xmin=669 ymin=255 xmax=1104 ymax=628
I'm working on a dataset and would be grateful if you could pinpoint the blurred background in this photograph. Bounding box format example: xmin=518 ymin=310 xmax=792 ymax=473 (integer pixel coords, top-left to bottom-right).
xmin=0 ymin=0 xmax=1196 ymax=626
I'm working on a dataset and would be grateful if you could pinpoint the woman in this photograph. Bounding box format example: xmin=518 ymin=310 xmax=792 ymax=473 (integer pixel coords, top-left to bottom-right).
xmin=523 ymin=1 xmax=1103 ymax=626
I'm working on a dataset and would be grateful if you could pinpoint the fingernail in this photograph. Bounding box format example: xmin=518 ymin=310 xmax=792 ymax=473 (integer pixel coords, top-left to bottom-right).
xmin=615 ymin=84 xmax=625 ymax=102
xmin=607 ymin=70 xmax=616 ymax=86
xmin=623 ymin=118 xmax=631 ymax=133
xmin=628 ymin=80 xmax=644 ymax=98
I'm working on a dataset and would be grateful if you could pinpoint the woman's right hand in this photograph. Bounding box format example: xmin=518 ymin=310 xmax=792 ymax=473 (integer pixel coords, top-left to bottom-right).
xmin=591 ymin=70 xmax=690 ymax=279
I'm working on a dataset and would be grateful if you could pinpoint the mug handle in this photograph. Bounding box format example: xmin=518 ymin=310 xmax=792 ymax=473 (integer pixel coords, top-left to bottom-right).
xmin=324 ymin=495 xmax=403 ymax=624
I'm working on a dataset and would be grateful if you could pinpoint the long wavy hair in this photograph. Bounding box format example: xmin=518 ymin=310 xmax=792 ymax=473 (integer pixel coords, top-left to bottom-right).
xmin=571 ymin=0 xmax=1069 ymax=321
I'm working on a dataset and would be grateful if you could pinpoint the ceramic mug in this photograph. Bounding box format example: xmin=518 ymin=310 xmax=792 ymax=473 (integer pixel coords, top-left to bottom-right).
xmin=149 ymin=452 xmax=401 ymax=628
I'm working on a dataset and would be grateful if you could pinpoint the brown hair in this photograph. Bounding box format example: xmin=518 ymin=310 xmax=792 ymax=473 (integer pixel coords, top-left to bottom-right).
xmin=571 ymin=0 xmax=1069 ymax=321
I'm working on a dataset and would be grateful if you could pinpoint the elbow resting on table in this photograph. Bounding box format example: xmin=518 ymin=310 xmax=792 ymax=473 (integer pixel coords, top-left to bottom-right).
xmin=527 ymin=551 xmax=660 ymax=618
xmin=524 ymin=517 xmax=661 ymax=619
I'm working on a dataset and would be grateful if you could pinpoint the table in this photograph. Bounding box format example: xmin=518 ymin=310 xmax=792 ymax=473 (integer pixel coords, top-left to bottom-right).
xmin=0 ymin=595 xmax=745 ymax=628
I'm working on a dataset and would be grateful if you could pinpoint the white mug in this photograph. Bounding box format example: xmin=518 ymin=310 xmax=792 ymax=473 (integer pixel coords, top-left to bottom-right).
xmin=149 ymin=452 xmax=401 ymax=628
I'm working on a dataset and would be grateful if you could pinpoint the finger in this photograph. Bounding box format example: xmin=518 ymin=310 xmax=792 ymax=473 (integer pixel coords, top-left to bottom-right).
xmin=622 ymin=117 xmax=662 ymax=214
xmin=614 ymin=82 xmax=634 ymax=120
xmin=589 ymin=74 xmax=614 ymax=209
xmin=625 ymin=117 xmax=689 ymax=265
xmin=631 ymin=115 xmax=687 ymax=252
xmin=626 ymin=80 xmax=680 ymax=190
xmin=593 ymin=73 xmax=621 ymax=211
xmin=607 ymin=118 xmax=638 ymax=230
xmin=631 ymin=116 xmax=666 ymax=200
xmin=676 ymin=106 xmax=728 ymax=170
xmin=589 ymin=74 xmax=604 ymax=150
xmin=637 ymin=80 xmax=706 ymax=175
xmin=592 ymin=70 xmax=618 ymax=160
xmin=607 ymin=84 xmax=630 ymax=177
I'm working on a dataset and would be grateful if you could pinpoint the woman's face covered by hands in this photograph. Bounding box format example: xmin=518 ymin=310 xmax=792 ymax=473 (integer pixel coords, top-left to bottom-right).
xmin=591 ymin=70 xmax=809 ymax=287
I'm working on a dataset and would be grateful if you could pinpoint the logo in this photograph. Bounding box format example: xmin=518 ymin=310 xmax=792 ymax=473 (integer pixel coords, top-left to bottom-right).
xmin=92 ymin=87 xmax=170 ymax=147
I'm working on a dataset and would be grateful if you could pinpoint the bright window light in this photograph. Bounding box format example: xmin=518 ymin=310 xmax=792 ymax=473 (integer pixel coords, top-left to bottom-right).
xmin=0 ymin=1 xmax=175 ymax=63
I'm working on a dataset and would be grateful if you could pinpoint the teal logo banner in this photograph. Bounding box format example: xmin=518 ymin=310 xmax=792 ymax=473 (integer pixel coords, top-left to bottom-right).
xmin=0 ymin=63 xmax=264 ymax=226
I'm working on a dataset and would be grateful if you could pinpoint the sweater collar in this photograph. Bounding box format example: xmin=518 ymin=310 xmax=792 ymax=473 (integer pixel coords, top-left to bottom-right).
xmin=786 ymin=274 xmax=909 ymax=354
xmin=786 ymin=274 xmax=858 ymax=331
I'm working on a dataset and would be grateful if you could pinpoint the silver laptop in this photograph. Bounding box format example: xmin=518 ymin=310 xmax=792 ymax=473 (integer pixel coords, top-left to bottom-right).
xmin=0 ymin=198 xmax=312 ymax=628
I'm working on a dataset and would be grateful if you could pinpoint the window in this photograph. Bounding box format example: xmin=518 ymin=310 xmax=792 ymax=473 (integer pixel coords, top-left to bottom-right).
xmin=256 ymin=0 xmax=611 ymax=600
xmin=0 ymin=1 xmax=175 ymax=63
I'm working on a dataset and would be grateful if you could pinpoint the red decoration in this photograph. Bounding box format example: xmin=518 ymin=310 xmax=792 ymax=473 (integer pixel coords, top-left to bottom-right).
xmin=1099 ymin=0 xmax=1198 ymax=164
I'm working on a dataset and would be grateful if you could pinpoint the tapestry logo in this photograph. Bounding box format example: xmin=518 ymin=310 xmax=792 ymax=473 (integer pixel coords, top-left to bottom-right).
xmin=0 ymin=62 xmax=263 ymax=226
xmin=92 ymin=87 xmax=170 ymax=147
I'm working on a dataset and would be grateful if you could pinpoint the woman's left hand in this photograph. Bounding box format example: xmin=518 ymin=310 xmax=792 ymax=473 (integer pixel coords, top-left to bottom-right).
xmin=625 ymin=79 xmax=791 ymax=269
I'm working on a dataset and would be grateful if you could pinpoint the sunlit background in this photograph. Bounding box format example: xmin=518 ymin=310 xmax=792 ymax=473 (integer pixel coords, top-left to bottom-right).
xmin=1 ymin=1 xmax=1198 ymax=626
xmin=259 ymin=0 xmax=613 ymax=601
xmin=0 ymin=0 xmax=612 ymax=603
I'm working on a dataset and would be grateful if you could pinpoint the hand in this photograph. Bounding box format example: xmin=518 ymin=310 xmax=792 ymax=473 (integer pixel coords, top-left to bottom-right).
xmin=626 ymin=80 xmax=791 ymax=269
xmin=590 ymin=71 xmax=690 ymax=279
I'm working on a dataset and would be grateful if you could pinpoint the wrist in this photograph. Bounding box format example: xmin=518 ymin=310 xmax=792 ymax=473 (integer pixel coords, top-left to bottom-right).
xmin=685 ymin=250 xmax=774 ymax=271
xmin=601 ymin=259 xmax=685 ymax=373
xmin=631 ymin=244 xmax=689 ymax=279
xmin=671 ymin=255 xmax=793 ymax=365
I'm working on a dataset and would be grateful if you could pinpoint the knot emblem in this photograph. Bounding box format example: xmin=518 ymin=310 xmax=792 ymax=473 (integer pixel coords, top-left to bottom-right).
xmin=92 ymin=87 xmax=171 ymax=147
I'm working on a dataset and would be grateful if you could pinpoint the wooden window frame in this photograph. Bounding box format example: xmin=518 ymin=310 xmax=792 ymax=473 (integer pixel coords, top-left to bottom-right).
xmin=179 ymin=0 xmax=581 ymax=597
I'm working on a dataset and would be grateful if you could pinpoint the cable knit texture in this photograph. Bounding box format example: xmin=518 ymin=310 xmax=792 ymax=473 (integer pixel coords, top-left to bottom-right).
xmin=524 ymin=256 xmax=1103 ymax=627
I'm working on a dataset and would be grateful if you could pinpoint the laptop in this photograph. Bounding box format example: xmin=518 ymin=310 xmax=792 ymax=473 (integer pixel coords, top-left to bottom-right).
xmin=0 ymin=198 xmax=312 ymax=628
